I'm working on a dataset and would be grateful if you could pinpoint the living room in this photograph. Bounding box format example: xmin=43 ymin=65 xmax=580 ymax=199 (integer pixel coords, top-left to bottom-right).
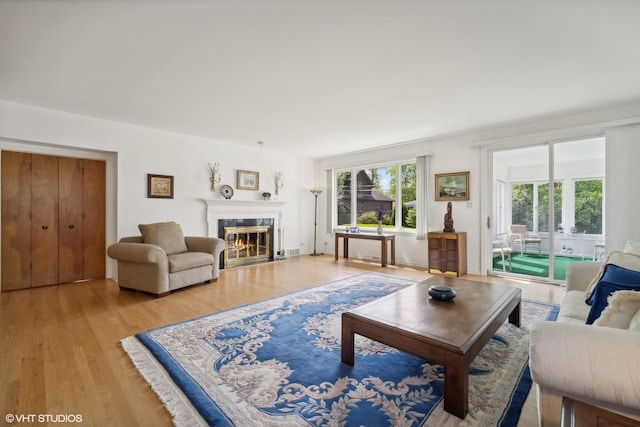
xmin=2 ymin=2 xmax=640 ymax=426
xmin=3 ymin=101 xmax=640 ymax=280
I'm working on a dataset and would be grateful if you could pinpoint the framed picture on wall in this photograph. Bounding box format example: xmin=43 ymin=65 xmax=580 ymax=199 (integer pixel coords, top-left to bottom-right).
xmin=237 ymin=170 xmax=259 ymax=190
xmin=147 ymin=174 xmax=174 ymax=199
xmin=435 ymin=171 xmax=470 ymax=201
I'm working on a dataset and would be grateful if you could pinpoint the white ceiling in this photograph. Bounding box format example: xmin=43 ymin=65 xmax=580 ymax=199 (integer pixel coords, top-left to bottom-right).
xmin=1 ymin=1 xmax=640 ymax=158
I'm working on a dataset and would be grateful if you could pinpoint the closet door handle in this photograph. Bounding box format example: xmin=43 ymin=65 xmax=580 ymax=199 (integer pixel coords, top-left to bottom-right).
xmin=42 ymin=225 xmax=48 ymax=230
xmin=68 ymin=224 xmax=75 ymax=229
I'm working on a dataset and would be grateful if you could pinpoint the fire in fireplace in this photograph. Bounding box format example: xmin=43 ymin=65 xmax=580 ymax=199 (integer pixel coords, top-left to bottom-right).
xmin=218 ymin=218 xmax=274 ymax=268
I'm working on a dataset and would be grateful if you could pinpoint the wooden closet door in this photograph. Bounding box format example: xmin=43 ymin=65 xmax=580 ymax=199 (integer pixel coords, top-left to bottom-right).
xmin=31 ymin=154 xmax=60 ymax=287
xmin=58 ymin=157 xmax=84 ymax=284
xmin=83 ymin=159 xmax=106 ymax=280
xmin=1 ymin=151 xmax=32 ymax=290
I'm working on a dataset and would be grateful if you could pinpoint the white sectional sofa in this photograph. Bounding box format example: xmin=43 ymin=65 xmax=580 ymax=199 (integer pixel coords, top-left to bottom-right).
xmin=529 ymin=258 xmax=640 ymax=426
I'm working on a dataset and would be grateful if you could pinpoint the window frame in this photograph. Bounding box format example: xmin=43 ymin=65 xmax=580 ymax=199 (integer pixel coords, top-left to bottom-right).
xmin=509 ymin=177 xmax=604 ymax=236
xmin=333 ymin=161 xmax=417 ymax=232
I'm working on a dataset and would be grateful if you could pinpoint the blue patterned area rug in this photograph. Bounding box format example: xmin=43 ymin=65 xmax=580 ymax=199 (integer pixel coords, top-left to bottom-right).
xmin=122 ymin=273 xmax=558 ymax=426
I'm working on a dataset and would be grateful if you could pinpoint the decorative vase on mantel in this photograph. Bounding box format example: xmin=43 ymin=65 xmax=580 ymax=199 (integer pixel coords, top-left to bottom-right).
xmin=377 ymin=220 xmax=383 ymax=235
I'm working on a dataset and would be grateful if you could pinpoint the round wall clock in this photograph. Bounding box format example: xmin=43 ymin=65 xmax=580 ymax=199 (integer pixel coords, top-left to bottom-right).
xmin=220 ymin=184 xmax=234 ymax=199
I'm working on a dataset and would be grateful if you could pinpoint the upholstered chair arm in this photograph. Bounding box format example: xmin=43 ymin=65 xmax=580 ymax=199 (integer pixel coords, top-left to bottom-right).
xmin=529 ymin=321 xmax=640 ymax=415
xmin=565 ymin=261 xmax=603 ymax=292
xmin=107 ymin=243 xmax=168 ymax=264
xmin=184 ymin=236 xmax=225 ymax=255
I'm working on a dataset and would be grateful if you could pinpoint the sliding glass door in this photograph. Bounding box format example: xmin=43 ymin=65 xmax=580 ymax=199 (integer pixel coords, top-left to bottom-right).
xmin=488 ymin=138 xmax=604 ymax=282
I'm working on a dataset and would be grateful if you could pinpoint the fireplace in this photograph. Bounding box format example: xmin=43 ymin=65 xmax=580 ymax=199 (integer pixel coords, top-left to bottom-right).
xmin=218 ymin=218 xmax=274 ymax=268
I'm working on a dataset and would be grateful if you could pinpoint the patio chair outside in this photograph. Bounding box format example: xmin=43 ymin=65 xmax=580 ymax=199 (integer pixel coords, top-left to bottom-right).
xmin=593 ymin=237 xmax=606 ymax=261
xmin=492 ymin=235 xmax=513 ymax=271
xmin=509 ymin=224 xmax=541 ymax=255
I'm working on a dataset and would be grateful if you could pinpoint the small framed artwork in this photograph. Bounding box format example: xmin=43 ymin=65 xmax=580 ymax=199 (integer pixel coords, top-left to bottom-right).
xmin=435 ymin=171 xmax=470 ymax=201
xmin=237 ymin=170 xmax=259 ymax=190
xmin=147 ymin=174 xmax=174 ymax=199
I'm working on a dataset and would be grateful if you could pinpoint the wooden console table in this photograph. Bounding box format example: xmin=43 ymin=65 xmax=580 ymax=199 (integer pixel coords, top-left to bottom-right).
xmin=334 ymin=232 xmax=395 ymax=267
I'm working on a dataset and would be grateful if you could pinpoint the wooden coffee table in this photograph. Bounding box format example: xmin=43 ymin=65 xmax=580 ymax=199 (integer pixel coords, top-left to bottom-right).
xmin=341 ymin=276 xmax=521 ymax=419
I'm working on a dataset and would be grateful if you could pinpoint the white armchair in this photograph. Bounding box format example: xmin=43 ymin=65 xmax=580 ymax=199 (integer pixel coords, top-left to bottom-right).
xmin=492 ymin=236 xmax=513 ymax=271
xmin=509 ymin=224 xmax=541 ymax=254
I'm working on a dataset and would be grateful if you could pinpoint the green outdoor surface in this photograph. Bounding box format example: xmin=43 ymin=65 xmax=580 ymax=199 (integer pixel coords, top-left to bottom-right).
xmin=493 ymin=253 xmax=591 ymax=281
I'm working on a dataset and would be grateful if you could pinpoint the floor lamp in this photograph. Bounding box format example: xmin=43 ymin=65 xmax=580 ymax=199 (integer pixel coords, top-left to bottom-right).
xmin=310 ymin=189 xmax=322 ymax=256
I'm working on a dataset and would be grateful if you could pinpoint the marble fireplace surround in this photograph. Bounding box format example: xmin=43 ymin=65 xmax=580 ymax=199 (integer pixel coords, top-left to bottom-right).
xmin=203 ymin=199 xmax=286 ymax=258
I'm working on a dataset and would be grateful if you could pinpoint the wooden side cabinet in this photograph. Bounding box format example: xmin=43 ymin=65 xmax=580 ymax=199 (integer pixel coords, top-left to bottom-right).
xmin=428 ymin=232 xmax=467 ymax=277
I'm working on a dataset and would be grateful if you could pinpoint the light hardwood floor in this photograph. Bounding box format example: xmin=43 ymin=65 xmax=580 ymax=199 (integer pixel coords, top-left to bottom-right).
xmin=0 ymin=255 xmax=564 ymax=426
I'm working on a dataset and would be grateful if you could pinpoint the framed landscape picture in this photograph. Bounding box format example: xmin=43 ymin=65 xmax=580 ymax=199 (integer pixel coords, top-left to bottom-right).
xmin=435 ymin=171 xmax=469 ymax=201
xmin=147 ymin=174 xmax=174 ymax=199
xmin=237 ymin=170 xmax=259 ymax=190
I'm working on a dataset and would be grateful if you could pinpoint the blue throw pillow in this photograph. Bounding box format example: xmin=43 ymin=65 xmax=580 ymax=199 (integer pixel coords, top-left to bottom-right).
xmin=584 ymin=264 xmax=640 ymax=324
xmin=585 ymin=263 xmax=640 ymax=305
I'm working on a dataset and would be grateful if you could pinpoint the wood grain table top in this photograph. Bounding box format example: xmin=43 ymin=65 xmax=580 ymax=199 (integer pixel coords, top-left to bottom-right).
xmin=346 ymin=276 xmax=521 ymax=354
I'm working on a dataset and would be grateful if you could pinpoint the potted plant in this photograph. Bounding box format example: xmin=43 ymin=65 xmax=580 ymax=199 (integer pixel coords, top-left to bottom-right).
xmin=262 ymin=192 xmax=272 ymax=201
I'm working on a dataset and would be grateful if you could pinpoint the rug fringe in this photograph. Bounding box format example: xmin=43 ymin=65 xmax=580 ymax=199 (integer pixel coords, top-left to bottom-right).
xmin=121 ymin=336 xmax=206 ymax=427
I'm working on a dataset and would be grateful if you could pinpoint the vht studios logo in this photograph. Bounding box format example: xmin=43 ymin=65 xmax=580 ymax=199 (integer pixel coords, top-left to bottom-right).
xmin=5 ymin=413 xmax=83 ymax=423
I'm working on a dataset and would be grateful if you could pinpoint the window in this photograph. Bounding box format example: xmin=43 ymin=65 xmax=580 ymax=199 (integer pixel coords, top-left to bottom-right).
xmin=511 ymin=183 xmax=534 ymax=230
xmin=336 ymin=171 xmax=351 ymax=226
xmin=334 ymin=162 xmax=416 ymax=230
xmin=511 ymin=181 xmax=562 ymax=232
xmin=511 ymin=179 xmax=602 ymax=235
xmin=575 ymin=179 xmax=603 ymax=234
xmin=538 ymin=182 xmax=562 ymax=232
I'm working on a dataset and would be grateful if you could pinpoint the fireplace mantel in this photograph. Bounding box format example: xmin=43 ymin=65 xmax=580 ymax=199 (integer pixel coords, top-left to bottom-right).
xmin=202 ymin=199 xmax=286 ymax=239
xmin=203 ymin=199 xmax=286 ymax=210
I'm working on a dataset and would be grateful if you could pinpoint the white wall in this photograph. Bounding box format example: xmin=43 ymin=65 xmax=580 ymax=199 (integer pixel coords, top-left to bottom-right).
xmin=0 ymin=100 xmax=316 ymax=280
xmin=605 ymin=124 xmax=640 ymax=250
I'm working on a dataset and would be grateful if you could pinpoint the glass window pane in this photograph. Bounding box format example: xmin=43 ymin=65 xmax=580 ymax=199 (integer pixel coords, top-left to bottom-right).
xmin=511 ymin=183 xmax=534 ymax=229
xmin=336 ymin=171 xmax=351 ymax=226
xmin=334 ymin=162 xmax=416 ymax=231
xmin=538 ymin=182 xmax=562 ymax=232
xmin=401 ymin=163 xmax=416 ymax=229
xmin=356 ymin=167 xmax=393 ymax=228
xmin=575 ymin=179 xmax=603 ymax=234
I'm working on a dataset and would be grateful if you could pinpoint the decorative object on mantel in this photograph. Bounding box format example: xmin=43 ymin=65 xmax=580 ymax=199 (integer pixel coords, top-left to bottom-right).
xmin=435 ymin=171 xmax=470 ymax=201
xmin=443 ymin=201 xmax=455 ymax=232
xmin=262 ymin=192 xmax=271 ymax=201
xmin=274 ymin=171 xmax=283 ymax=196
xmin=147 ymin=174 xmax=174 ymax=199
xmin=208 ymin=162 xmax=221 ymax=191
xmin=237 ymin=170 xmax=259 ymax=190
xmin=310 ymin=189 xmax=322 ymax=256
xmin=220 ymin=184 xmax=234 ymax=199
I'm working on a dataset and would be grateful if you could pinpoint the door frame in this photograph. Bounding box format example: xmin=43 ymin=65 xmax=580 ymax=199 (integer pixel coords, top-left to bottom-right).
xmin=480 ymin=134 xmax=605 ymax=283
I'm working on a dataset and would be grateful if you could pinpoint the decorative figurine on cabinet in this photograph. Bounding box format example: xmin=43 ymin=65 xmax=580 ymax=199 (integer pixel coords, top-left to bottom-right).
xmin=443 ymin=201 xmax=455 ymax=232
